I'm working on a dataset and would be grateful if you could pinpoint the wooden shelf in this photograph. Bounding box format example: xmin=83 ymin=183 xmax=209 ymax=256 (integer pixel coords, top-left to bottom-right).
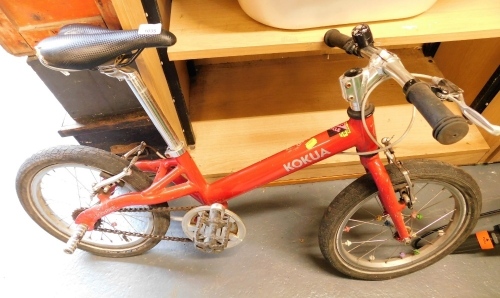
xmin=187 ymin=49 xmax=490 ymax=183
xmin=162 ymin=0 xmax=495 ymax=183
xmin=58 ymin=110 xmax=168 ymax=153
xmin=191 ymin=104 xmax=489 ymax=184
xmin=168 ymin=0 xmax=500 ymax=60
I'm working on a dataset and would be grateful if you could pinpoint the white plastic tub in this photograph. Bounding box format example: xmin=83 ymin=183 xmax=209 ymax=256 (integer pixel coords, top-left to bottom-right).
xmin=237 ymin=0 xmax=437 ymax=30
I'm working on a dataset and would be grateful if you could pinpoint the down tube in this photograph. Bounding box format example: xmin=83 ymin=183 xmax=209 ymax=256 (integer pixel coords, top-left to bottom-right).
xmin=206 ymin=120 xmax=361 ymax=202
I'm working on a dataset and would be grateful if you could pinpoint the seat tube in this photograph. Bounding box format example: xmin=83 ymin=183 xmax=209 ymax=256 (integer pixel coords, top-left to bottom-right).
xmin=102 ymin=66 xmax=185 ymax=157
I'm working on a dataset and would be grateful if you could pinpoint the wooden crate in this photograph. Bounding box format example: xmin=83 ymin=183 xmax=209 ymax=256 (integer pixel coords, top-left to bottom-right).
xmin=0 ymin=0 xmax=120 ymax=56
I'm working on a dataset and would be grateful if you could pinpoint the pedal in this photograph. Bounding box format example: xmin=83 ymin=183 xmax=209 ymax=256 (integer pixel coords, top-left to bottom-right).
xmin=182 ymin=203 xmax=246 ymax=253
xmin=63 ymin=224 xmax=88 ymax=254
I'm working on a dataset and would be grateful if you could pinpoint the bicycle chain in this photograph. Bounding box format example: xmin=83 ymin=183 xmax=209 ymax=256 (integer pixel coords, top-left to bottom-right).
xmin=94 ymin=205 xmax=198 ymax=242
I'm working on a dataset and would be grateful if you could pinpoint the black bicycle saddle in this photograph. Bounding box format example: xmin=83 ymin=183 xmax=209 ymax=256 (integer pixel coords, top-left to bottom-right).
xmin=35 ymin=24 xmax=176 ymax=71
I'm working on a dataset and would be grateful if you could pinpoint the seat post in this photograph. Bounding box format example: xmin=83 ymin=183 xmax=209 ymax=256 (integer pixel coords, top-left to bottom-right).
xmin=101 ymin=66 xmax=185 ymax=157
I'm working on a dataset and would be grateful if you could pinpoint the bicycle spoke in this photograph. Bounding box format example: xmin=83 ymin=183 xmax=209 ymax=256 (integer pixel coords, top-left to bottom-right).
xmin=413 ymin=209 xmax=455 ymax=236
xmin=419 ymin=196 xmax=453 ymax=213
xmin=416 ymin=187 xmax=445 ymax=214
xmin=348 ymin=218 xmax=384 ymax=228
xmin=384 ymin=244 xmax=406 ymax=262
xmin=347 ymin=229 xmax=390 ymax=253
xmin=357 ymin=239 xmax=390 ymax=261
xmin=414 ymin=234 xmax=435 ymax=245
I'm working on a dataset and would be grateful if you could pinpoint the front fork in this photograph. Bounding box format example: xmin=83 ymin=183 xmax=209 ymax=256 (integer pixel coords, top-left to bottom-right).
xmin=360 ymin=155 xmax=410 ymax=241
xmin=352 ymin=113 xmax=411 ymax=242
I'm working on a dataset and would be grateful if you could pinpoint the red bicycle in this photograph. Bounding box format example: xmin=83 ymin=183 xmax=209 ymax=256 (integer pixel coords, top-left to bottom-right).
xmin=16 ymin=23 xmax=500 ymax=280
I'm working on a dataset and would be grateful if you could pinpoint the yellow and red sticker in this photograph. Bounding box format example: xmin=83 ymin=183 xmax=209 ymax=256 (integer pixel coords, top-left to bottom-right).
xmin=327 ymin=122 xmax=351 ymax=138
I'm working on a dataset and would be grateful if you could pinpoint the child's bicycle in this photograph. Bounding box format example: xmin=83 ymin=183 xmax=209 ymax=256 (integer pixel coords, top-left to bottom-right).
xmin=15 ymin=23 xmax=500 ymax=280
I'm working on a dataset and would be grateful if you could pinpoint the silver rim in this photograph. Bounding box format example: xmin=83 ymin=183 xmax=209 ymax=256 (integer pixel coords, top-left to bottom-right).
xmin=30 ymin=163 xmax=154 ymax=250
xmin=335 ymin=179 xmax=467 ymax=272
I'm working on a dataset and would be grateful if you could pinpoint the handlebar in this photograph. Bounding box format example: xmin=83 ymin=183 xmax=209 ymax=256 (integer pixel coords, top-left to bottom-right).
xmin=404 ymin=81 xmax=469 ymax=144
xmin=324 ymin=29 xmax=358 ymax=55
xmin=324 ymin=24 xmax=469 ymax=145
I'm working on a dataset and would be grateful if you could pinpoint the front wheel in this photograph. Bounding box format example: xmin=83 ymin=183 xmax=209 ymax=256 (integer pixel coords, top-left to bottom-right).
xmin=16 ymin=145 xmax=170 ymax=257
xmin=319 ymin=159 xmax=481 ymax=280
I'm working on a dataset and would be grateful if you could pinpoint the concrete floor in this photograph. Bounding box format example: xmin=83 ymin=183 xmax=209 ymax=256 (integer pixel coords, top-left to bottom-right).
xmin=1 ymin=48 xmax=499 ymax=298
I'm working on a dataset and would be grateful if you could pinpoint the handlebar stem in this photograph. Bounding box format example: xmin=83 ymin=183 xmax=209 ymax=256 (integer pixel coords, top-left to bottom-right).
xmin=339 ymin=47 xmax=415 ymax=112
xmin=374 ymin=49 xmax=415 ymax=87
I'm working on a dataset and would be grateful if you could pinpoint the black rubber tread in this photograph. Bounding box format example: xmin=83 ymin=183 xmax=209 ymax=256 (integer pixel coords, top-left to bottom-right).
xmin=452 ymin=234 xmax=482 ymax=254
xmin=453 ymin=230 xmax=499 ymax=254
xmin=318 ymin=159 xmax=481 ymax=280
xmin=16 ymin=145 xmax=170 ymax=257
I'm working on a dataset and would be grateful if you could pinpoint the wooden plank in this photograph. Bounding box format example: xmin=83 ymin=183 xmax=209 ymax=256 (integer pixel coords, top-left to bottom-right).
xmin=58 ymin=110 xmax=169 ymax=154
xmin=0 ymin=8 xmax=32 ymax=56
xmin=111 ymin=0 xmax=186 ymax=143
xmin=168 ymin=0 xmax=500 ymax=60
xmin=18 ymin=16 xmax=105 ymax=48
xmin=59 ymin=110 xmax=152 ymax=136
xmin=479 ymin=92 xmax=500 ymax=163
xmin=94 ymin=0 xmax=121 ymax=29
xmin=433 ymin=38 xmax=500 ymax=163
xmin=0 ymin=0 xmax=101 ymax=27
xmin=187 ymin=49 xmax=490 ymax=182
xmin=190 ymin=104 xmax=489 ymax=183
xmin=486 ymin=148 xmax=500 ymax=164
xmin=154 ymin=0 xmax=195 ymax=145
xmin=190 ymin=49 xmax=442 ymax=121
xmin=434 ymin=38 xmax=500 ymax=105
xmin=195 ymin=44 xmax=424 ymax=66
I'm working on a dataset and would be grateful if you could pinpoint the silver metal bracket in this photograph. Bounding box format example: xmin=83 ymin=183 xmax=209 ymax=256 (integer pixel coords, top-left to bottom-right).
xmin=338 ymin=49 xmax=399 ymax=112
xmin=382 ymin=137 xmax=415 ymax=208
xmin=340 ymin=68 xmax=365 ymax=111
xmin=164 ymin=142 xmax=186 ymax=158
xmin=92 ymin=168 xmax=131 ymax=193
xmin=92 ymin=142 xmax=147 ymax=193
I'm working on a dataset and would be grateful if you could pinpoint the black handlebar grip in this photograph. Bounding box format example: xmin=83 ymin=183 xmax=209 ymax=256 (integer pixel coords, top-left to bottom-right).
xmin=324 ymin=29 xmax=351 ymax=47
xmin=324 ymin=29 xmax=357 ymax=55
xmin=405 ymin=81 xmax=469 ymax=145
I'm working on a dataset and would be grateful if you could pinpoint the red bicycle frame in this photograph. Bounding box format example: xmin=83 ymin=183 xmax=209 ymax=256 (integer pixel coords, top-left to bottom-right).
xmin=75 ymin=112 xmax=410 ymax=240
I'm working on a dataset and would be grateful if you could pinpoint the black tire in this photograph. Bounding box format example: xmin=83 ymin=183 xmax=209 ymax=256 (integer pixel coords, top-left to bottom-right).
xmin=319 ymin=159 xmax=481 ymax=280
xmin=16 ymin=145 xmax=170 ymax=257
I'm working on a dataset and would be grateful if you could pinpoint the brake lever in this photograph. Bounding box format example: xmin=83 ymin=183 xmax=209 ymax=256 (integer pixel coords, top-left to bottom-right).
xmin=431 ymin=78 xmax=500 ymax=136
xmin=452 ymin=94 xmax=500 ymax=136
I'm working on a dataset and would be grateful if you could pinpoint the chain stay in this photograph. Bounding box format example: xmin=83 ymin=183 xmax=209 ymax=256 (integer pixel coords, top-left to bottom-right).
xmin=94 ymin=205 xmax=197 ymax=242
xmin=95 ymin=227 xmax=193 ymax=242
xmin=91 ymin=143 xmax=196 ymax=242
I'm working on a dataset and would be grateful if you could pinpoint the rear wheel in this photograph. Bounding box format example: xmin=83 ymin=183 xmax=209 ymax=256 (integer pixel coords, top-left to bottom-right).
xmin=319 ymin=159 xmax=481 ymax=280
xmin=16 ymin=145 xmax=170 ymax=257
